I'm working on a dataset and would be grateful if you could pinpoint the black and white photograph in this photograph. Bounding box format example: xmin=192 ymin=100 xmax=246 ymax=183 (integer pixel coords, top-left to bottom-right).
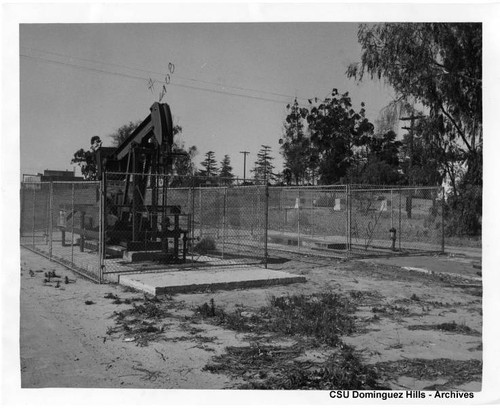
xmin=2 ymin=2 xmax=499 ymax=406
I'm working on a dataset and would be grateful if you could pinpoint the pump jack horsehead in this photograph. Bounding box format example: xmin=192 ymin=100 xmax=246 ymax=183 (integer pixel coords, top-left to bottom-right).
xmin=60 ymin=102 xmax=192 ymax=263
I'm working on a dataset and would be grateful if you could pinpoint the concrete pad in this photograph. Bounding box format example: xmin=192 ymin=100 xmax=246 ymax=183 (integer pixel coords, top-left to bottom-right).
xmin=123 ymin=251 xmax=166 ymax=262
xmin=118 ymin=267 xmax=306 ymax=295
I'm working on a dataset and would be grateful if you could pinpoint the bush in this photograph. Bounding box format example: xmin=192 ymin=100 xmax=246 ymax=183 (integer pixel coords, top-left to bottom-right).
xmin=444 ymin=184 xmax=482 ymax=237
xmin=194 ymin=236 xmax=217 ymax=253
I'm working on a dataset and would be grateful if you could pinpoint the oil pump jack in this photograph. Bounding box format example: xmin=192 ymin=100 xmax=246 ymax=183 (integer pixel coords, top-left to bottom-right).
xmin=93 ymin=102 xmax=191 ymax=262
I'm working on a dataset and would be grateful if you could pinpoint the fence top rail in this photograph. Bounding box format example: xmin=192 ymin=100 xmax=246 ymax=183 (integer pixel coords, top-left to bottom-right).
xmin=21 ymin=180 xmax=99 ymax=185
xmin=268 ymin=184 xmax=442 ymax=191
xmin=351 ymin=186 xmax=443 ymax=193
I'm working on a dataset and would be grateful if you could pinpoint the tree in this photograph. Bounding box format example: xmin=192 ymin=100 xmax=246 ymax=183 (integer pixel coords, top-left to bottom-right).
xmin=305 ymin=89 xmax=374 ymax=184
xmin=348 ymin=23 xmax=482 ymax=235
xmin=71 ymin=121 xmax=193 ymax=180
xmin=280 ymin=98 xmax=316 ymax=185
xmin=173 ymin=143 xmax=198 ymax=177
xmin=199 ymin=151 xmax=218 ymax=178
xmin=71 ymin=147 xmax=98 ymax=180
xmin=109 ymin=121 xmax=142 ymax=146
xmin=109 ymin=121 xmax=183 ymax=147
xmin=399 ymin=119 xmax=446 ymax=187
xmin=347 ymin=130 xmax=403 ymax=185
xmin=219 ymin=155 xmax=234 ymax=184
xmin=347 ymin=23 xmax=482 ymax=187
xmin=252 ymin=145 xmax=275 ymax=182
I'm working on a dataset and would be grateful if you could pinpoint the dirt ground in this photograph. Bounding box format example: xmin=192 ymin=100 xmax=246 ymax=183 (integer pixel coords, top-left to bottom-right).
xmin=18 ymin=247 xmax=482 ymax=392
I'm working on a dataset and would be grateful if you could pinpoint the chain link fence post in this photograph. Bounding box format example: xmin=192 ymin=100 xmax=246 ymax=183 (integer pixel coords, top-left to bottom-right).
xmin=390 ymin=188 xmax=394 ymax=230
xmin=264 ymin=182 xmax=269 ymax=268
xmin=98 ymin=173 xmax=106 ymax=284
xmin=398 ymin=188 xmax=402 ymax=251
xmin=346 ymin=184 xmax=351 ymax=254
xmin=441 ymin=186 xmax=445 ymax=253
xmin=297 ymin=187 xmax=301 ymax=252
xmin=48 ymin=182 xmax=53 ymax=259
xmin=310 ymin=190 xmax=314 ymax=239
xmin=222 ymin=187 xmax=227 ymax=259
xmin=32 ymin=186 xmax=36 ymax=248
xmin=199 ymin=188 xmax=203 ymax=238
xmin=71 ymin=183 xmax=75 ymax=264
xmin=191 ymin=179 xmax=195 ymax=263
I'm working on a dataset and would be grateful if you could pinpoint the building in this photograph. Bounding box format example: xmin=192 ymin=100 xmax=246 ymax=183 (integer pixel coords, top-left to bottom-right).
xmin=23 ymin=169 xmax=84 ymax=182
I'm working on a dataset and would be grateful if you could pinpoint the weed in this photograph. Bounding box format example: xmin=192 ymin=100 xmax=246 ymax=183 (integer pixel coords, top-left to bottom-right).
xmin=408 ymin=321 xmax=480 ymax=336
xmin=204 ymin=343 xmax=303 ymax=377
xmin=373 ymin=358 xmax=482 ymax=387
xmin=371 ymin=304 xmax=410 ymax=316
xmin=199 ymin=293 xmax=387 ymax=389
xmin=195 ymin=293 xmax=357 ymax=347
xmin=106 ymin=326 xmax=120 ymax=335
xmin=194 ymin=236 xmax=217 ymax=253
xmin=205 ymin=343 xmax=383 ymax=390
xmin=264 ymin=293 xmax=356 ymax=346
xmin=130 ymin=301 xmax=171 ymax=319
xmin=196 ymin=298 xmax=217 ymax=317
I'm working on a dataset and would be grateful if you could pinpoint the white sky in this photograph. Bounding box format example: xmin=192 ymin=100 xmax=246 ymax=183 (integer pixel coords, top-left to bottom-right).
xmin=3 ymin=2 xmax=500 ymax=407
xmin=19 ymin=22 xmax=396 ymax=178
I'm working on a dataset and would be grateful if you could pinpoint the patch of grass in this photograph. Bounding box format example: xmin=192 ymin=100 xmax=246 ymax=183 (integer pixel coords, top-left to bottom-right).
xmin=204 ymin=342 xmax=303 ymax=378
xmin=195 ymin=293 xmax=357 ymax=347
xmin=348 ymin=290 xmax=383 ymax=306
xmin=198 ymin=293 xmax=387 ymax=389
xmin=107 ymin=297 xmax=178 ymax=346
xmin=371 ymin=304 xmax=411 ymax=316
xmin=263 ymin=293 xmax=356 ymax=346
xmin=194 ymin=298 xmax=265 ymax=332
xmin=408 ymin=321 xmax=480 ymax=336
xmin=373 ymin=358 xmax=482 ymax=387
xmin=205 ymin=343 xmax=384 ymax=390
xmin=128 ymin=300 xmax=172 ymax=319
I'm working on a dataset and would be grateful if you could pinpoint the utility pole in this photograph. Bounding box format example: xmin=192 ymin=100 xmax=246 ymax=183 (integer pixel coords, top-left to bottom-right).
xmin=400 ymin=115 xmax=425 ymax=185
xmin=400 ymin=114 xmax=424 ymax=220
xmin=240 ymin=151 xmax=249 ymax=183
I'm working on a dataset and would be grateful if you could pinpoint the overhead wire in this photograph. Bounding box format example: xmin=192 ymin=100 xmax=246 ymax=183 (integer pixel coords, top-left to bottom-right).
xmin=22 ymin=46 xmax=301 ymax=101
xmin=20 ymin=47 xmax=312 ymax=105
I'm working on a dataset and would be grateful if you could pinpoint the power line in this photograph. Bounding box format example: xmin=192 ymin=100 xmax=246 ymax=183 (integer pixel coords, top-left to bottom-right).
xmin=21 ymin=48 xmax=310 ymax=105
xmin=25 ymin=46 xmax=310 ymax=102
xmin=23 ymin=46 xmax=299 ymax=101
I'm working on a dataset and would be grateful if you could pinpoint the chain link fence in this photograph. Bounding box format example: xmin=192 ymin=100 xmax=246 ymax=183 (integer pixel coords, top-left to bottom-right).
xmin=21 ymin=179 xmax=445 ymax=282
xmin=20 ymin=181 xmax=102 ymax=282
xmin=267 ymin=185 xmax=444 ymax=257
xmin=100 ymin=173 xmax=268 ymax=274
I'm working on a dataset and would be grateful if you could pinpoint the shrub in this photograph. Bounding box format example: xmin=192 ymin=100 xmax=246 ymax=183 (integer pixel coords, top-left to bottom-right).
xmin=194 ymin=236 xmax=217 ymax=253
